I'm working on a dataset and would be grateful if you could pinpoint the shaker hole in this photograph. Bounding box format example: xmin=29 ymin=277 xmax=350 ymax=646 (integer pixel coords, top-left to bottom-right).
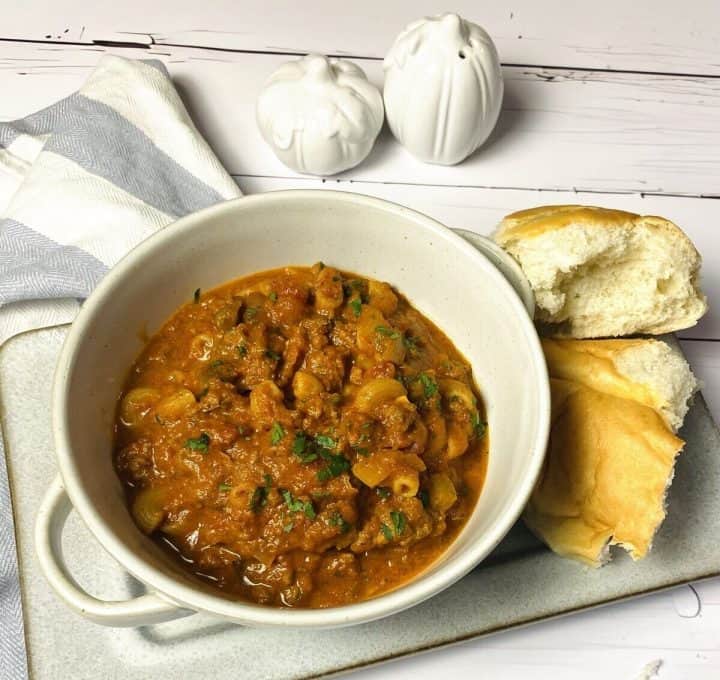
xmin=458 ymin=50 xmax=466 ymax=59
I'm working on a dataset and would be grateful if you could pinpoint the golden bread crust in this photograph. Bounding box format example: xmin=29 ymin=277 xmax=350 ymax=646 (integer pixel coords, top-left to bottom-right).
xmin=524 ymin=340 xmax=684 ymax=567
xmin=495 ymin=204 xmax=697 ymax=256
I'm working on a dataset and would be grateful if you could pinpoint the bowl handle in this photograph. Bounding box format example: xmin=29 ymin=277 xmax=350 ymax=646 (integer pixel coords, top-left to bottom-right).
xmin=35 ymin=475 xmax=195 ymax=627
xmin=452 ymin=229 xmax=535 ymax=318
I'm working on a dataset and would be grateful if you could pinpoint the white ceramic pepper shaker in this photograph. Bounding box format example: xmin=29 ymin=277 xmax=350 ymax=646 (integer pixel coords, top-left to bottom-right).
xmin=383 ymin=13 xmax=504 ymax=165
xmin=256 ymin=54 xmax=384 ymax=176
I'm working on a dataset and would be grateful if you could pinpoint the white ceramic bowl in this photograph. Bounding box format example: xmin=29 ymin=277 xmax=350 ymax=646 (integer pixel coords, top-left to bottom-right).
xmin=36 ymin=191 xmax=549 ymax=628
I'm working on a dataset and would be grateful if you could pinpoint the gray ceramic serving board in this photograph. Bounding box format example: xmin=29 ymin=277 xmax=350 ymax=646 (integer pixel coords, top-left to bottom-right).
xmin=2 ymin=326 xmax=719 ymax=680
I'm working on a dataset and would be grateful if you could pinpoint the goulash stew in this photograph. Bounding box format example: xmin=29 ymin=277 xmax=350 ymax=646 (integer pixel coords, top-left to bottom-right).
xmin=114 ymin=265 xmax=488 ymax=608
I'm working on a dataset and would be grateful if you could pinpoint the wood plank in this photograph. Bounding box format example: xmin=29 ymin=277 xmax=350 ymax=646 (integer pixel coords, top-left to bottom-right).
xmin=237 ymin=176 xmax=720 ymax=341
xmin=354 ymin=576 xmax=720 ymax=679
xmin=1 ymin=43 xmax=720 ymax=196
xmin=2 ymin=0 xmax=720 ymax=75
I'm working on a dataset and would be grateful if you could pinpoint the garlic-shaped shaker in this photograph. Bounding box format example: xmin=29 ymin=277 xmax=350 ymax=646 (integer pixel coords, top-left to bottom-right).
xmin=383 ymin=13 xmax=504 ymax=165
xmin=256 ymin=54 xmax=384 ymax=176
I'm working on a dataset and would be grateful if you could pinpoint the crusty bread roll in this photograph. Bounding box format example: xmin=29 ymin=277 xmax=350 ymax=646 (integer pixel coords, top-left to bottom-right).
xmin=524 ymin=338 xmax=698 ymax=567
xmin=494 ymin=205 xmax=707 ymax=338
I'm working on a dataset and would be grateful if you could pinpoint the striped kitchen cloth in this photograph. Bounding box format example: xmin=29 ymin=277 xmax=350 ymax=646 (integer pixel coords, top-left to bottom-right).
xmin=0 ymin=55 xmax=241 ymax=678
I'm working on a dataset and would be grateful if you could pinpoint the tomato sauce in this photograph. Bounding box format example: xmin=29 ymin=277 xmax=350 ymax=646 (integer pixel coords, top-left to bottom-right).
xmin=114 ymin=264 xmax=488 ymax=608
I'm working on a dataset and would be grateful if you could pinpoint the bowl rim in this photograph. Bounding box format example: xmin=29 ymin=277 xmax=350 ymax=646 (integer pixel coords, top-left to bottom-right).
xmin=52 ymin=189 xmax=550 ymax=627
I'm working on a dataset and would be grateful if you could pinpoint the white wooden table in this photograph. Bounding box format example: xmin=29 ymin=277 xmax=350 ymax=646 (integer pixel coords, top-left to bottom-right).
xmin=2 ymin=2 xmax=719 ymax=678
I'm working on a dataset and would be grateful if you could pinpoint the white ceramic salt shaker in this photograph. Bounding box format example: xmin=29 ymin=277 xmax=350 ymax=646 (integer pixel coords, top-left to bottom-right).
xmin=383 ymin=13 xmax=504 ymax=165
xmin=256 ymin=54 xmax=384 ymax=176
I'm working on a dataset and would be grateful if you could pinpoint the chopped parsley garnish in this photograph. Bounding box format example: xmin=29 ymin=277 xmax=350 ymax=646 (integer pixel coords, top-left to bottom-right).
xmin=352 ymin=445 xmax=369 ymax=457
xmin=390 ymin=510 xmax=407 ymax=535
xmin=249 ymin=485 xmax=268 ymax=512
xmin=237 ymin=343 xmax=248 ymax=357
xmin=376 ymin=487 xmax=392 ymax=500
xmin=193 ymin=288 xmax=201 ymax=304
xmin=263 ymin=473 xmax=273 ymax=487
xmin=268 ymin=291 xmax=278 ymax=302
xmin=265 ymin=349 xmax=281 ymax=361
xmin=349 ymin=298 xmax=362 ymax=317
xmin=218 ymin=483 xmax=232 ymax=493
xmin=375 ymin=325 xmax=401 ymax=340
xmin=471 ymin=411 xmax=487 ymax=438
xmin=292 ymin=432 xmax=318 ymax=463
xmin=419 ymin=373 xmax=439 ymax=399
xmin=317 ymin=453 xmax=350 ymax=481
xmin=291 ymin=432 xmax=350 ymax=479
xmin=283 ymin=520 xmax=295 ymax=533
xmin=380 ymin=523 xmax=393 ymax=541
xmin=328 ymin=511 xmax=351 ymax=533
xmin=243 ymin=306 xmax=258 ymax=322
xmin=315 ymin=434 xmax=336 ymax=449
xmin=210 ymin=359 xmax=223 ymax=369
xmin=281 ymin=490 xmax=315 ymax=519
xmin=418 ymin=489 xmax=430 ymax=508
xmin=342 ymin=279 xmax=364 ymax=297
xmin=402 ymin=334 xmax=420 ymax=352
xmin=292 ymin=431 xmax=307 ymax=453
xmin=315 ymin=436 xmax=350 ymax=481
xmin=184 ymin=432 xmax=210 ymax=453
xmin=270 ymin=421 xmax=286 ymax=446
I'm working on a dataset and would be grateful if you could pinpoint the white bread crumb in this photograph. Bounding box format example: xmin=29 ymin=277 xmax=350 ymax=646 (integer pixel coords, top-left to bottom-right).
xmin=495 ymin=207 xmax=707 ymax=338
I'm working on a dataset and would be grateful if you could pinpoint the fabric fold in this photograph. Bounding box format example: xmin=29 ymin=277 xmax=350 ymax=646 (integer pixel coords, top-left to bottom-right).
xmin=0 ymin=55 xmax=242 ymax=678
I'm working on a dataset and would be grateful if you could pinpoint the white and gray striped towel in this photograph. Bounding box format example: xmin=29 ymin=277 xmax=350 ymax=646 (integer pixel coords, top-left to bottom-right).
xmin=0 ymin=55 xmax=241 ymax=678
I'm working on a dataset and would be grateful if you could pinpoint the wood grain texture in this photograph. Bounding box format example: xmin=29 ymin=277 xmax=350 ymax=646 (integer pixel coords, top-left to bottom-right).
xmin=2 ymin=0 xmax=719 ymax=75
xmin=352 ymin=579 xmax=720 ymax=679
xmin=1 ymin=43 xmax=719 ymax=197
xmin=0 ymin=7 xmax=718 ymax=676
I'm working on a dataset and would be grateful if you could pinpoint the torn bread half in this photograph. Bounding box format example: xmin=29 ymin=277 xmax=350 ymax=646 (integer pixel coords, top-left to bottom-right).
xmin=494 ymin=205 xmax=708 ymax=338
xmin=524 ymin=338 xmax=698 ymax=567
